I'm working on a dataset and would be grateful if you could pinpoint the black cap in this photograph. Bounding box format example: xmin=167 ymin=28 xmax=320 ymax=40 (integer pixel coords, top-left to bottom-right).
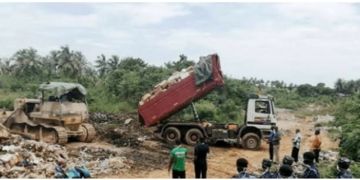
xmin=279 ymin=164 xmax=293 ymax=177
xmin=262 ymin=158 xmax=272 ymax=169
xmin=236 ymin=158 xmax=248 ymax=168
xmin=338 ymin=157 xmax=351 ymax=170
xmin=303 ymin=151 xmax=315 ymax=161
xmin=282 ymin=155 xmax=294 ymax=166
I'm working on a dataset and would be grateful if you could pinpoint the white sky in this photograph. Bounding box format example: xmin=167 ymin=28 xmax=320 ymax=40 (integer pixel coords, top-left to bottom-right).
xmin=1 ymin=2 xmax=360 ymax=87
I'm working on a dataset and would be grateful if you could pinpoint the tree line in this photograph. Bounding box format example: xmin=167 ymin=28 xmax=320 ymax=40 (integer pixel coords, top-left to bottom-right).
xmin=0 ymin=45 xmax=357 ymax=114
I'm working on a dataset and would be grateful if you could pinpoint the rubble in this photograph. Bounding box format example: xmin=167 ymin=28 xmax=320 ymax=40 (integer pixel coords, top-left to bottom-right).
xmin=88 ymin=112 xmax=155 ymax=147
xmin=0 ymin=134 xmax=132 ymax=178
xmin=320 ymin=150 xmax=339 ymax=162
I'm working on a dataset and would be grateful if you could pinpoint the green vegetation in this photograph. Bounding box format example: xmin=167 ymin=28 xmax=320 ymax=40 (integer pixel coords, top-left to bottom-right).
xmin=1 ymin=46 xmax=360 ymax=170
xmin=0 ymin=46 xmax=339 ymax=122
xmin=317 ymin=162 xmax=360 ymax=178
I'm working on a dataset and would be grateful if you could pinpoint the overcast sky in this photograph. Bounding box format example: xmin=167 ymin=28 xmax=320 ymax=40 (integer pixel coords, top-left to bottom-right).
xmin=1 ymin=2 xmax=360 ymax=87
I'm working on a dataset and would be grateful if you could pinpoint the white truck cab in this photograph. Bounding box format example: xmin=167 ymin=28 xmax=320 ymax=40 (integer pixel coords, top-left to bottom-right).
xmin=238 ymin=94 xmax=277 ymax=149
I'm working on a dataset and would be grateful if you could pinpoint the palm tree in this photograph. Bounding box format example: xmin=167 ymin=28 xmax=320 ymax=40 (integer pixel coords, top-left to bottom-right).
xmin=73 ymin=51 xmax=88 ymax=77
xmin=335 ymin=78 xmax=345 ymax=94
xmin=108 ymin=55 xmax=120 ymax=72
xmin=58 ymin=45 xmax=77 ymax=77
xmin=95 ymin=54 xmax=108 ymax=78
xmin=13 ymin=48 xmax=42 ymax=77
xmin=0 ymin=58 xmax=15 ymax=75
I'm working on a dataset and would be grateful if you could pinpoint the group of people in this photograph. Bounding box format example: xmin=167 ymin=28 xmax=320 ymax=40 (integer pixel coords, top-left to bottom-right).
xmin=168 ymin=127 xmax=354 ymax=179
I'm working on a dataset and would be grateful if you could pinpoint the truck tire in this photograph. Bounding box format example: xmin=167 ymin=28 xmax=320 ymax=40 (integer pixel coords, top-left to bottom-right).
xmin=241 ymin=133 xmax=261 ymax=150
xmin=185 ymin=128 xmax=203 ymax=146
xmin=163 ymin=127 xmax=181 ymax=144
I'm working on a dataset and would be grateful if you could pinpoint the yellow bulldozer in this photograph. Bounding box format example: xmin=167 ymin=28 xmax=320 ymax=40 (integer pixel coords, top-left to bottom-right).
xmin=0 ymin=82 xmax=96 ymax=145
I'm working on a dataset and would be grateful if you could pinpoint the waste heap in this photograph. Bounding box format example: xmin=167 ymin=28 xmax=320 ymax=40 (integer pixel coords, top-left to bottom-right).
xmin=88 ymin=112 xmax=154 ymax=147
xmin=0 ymin=134 xmax=132 ymax=178
xmin=139 ymin=66 xmax=194 ymax=106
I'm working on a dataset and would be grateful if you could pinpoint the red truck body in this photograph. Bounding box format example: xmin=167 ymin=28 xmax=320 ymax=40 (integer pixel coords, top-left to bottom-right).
xmin=138 ymin=54 xmax=225 ymax=127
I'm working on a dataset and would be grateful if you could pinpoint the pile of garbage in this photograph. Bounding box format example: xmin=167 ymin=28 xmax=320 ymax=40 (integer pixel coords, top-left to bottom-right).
xmin=139 ymin=66 xmax=194 ymax=106
xmin=0 ymin=134 xmax=132 ymax=178
xmin=88 ymin=113 xmax=154 ymax=147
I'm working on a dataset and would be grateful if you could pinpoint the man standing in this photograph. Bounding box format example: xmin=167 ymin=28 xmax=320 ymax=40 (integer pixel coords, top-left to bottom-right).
xmin=194 ymin=138 xmax=209 ymax=179
xmin=267 ymin=126 xmax=275 ymax=161
xmin=168 ymin=139 xmax=188 ymax=179
xmin=291 ymin=129 xmax=302 ymax=163
xmin=311 ymin=129 xmax=322 ymax=163
xmin=272 ymin=126 xmax=281 ymax=164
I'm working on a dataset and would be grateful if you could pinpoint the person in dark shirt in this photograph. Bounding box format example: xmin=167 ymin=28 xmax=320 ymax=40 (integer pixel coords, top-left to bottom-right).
xmin=272 ymin=156 xmax=296 ymax=178
xmin=272 ymin=126 xmax=281 ymax=164
xmin=267 ymin=126 xmax=275 ymax=161
xmin=337 ymin=157 xmax=354 ymax=179
xmin=194 ymin=138 xmax=209 ymax=179
xmin=301 ymin=151 xmax=320 ymax=178
xmin=259 ymin=158 xmax=275 ymax=178
xmin=278 ymin=164 xmax=294 ymax=179
xmin=232 ymin=158 xmax=256 ymax=179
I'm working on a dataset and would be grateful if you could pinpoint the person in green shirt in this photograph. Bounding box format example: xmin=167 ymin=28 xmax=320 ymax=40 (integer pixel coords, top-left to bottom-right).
xmin=168 ymin=139 xmax=188 ymax=178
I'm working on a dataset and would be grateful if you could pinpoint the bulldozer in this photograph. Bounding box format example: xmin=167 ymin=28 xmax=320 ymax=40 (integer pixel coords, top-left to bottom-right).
xmin=0 ymin=82 xmax=96 ymax=145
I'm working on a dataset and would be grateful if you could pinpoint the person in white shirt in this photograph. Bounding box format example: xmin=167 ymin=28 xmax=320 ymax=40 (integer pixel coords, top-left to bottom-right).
xmin=291 ymin=129 xmax=302 ymax=163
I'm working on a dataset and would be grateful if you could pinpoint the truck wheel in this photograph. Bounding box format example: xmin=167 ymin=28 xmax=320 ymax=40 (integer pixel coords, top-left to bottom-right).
xmin=185 ymin=128 xmax=203 ymax=146
xmin=241 ymin=133 xmax=261 ymax=150
xmin=164 ymin=127 xmax=181 ymax=144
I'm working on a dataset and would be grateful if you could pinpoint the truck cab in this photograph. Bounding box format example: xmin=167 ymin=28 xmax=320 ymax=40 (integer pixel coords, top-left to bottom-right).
xmin=238 ymin=94 xmax=277 ymax=149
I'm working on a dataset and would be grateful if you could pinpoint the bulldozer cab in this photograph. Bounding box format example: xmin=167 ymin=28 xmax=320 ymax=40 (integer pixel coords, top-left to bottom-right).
xmin=37 ymin=82 xmax=89 ymax=121
xmin=5 ymin=82 xmax=95 ymax=145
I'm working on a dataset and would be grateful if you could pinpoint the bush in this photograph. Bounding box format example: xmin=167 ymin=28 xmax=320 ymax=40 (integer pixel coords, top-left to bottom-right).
xmin=0 ymin=99 xmax=13 ymax=110
xmin=194 ymin=100 xmax=217 ymax=121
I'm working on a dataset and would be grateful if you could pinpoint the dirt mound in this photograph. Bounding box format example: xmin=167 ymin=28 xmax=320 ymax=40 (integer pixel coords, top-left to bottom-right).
xmin=88 ymin=112 xmax=156 ymax=147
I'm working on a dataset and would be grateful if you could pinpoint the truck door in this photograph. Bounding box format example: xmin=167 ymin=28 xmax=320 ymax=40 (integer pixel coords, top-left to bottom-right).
xmin=246 ymin=99 xmax=274 ymax=128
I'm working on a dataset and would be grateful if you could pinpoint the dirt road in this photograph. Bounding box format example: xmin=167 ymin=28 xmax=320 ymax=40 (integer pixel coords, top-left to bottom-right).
xmin=76 ymin=110 xmax=339 ymax=178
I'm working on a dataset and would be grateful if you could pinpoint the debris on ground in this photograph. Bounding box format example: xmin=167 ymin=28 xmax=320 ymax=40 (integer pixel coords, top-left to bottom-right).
xmin=87 ymin=113 xmax=156 ymax=147
xmin=0 ymin=134 xmax=132 ymax=178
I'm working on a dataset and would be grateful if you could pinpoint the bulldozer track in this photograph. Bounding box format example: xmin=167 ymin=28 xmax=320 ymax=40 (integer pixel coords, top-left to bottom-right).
xmin=9 ymin=123 xmax=68 ymax=145
xmin=50 ymin=126 xmax=68 ymax=145
xmin=82 ymin=123 xmax=96 ymax=142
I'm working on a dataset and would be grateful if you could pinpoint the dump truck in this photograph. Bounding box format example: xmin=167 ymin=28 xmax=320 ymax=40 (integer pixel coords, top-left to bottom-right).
xmin=1 ymin=82 xmax=96 ymax=145
xmin=138 ymin=53 xmax=277 ymax=150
